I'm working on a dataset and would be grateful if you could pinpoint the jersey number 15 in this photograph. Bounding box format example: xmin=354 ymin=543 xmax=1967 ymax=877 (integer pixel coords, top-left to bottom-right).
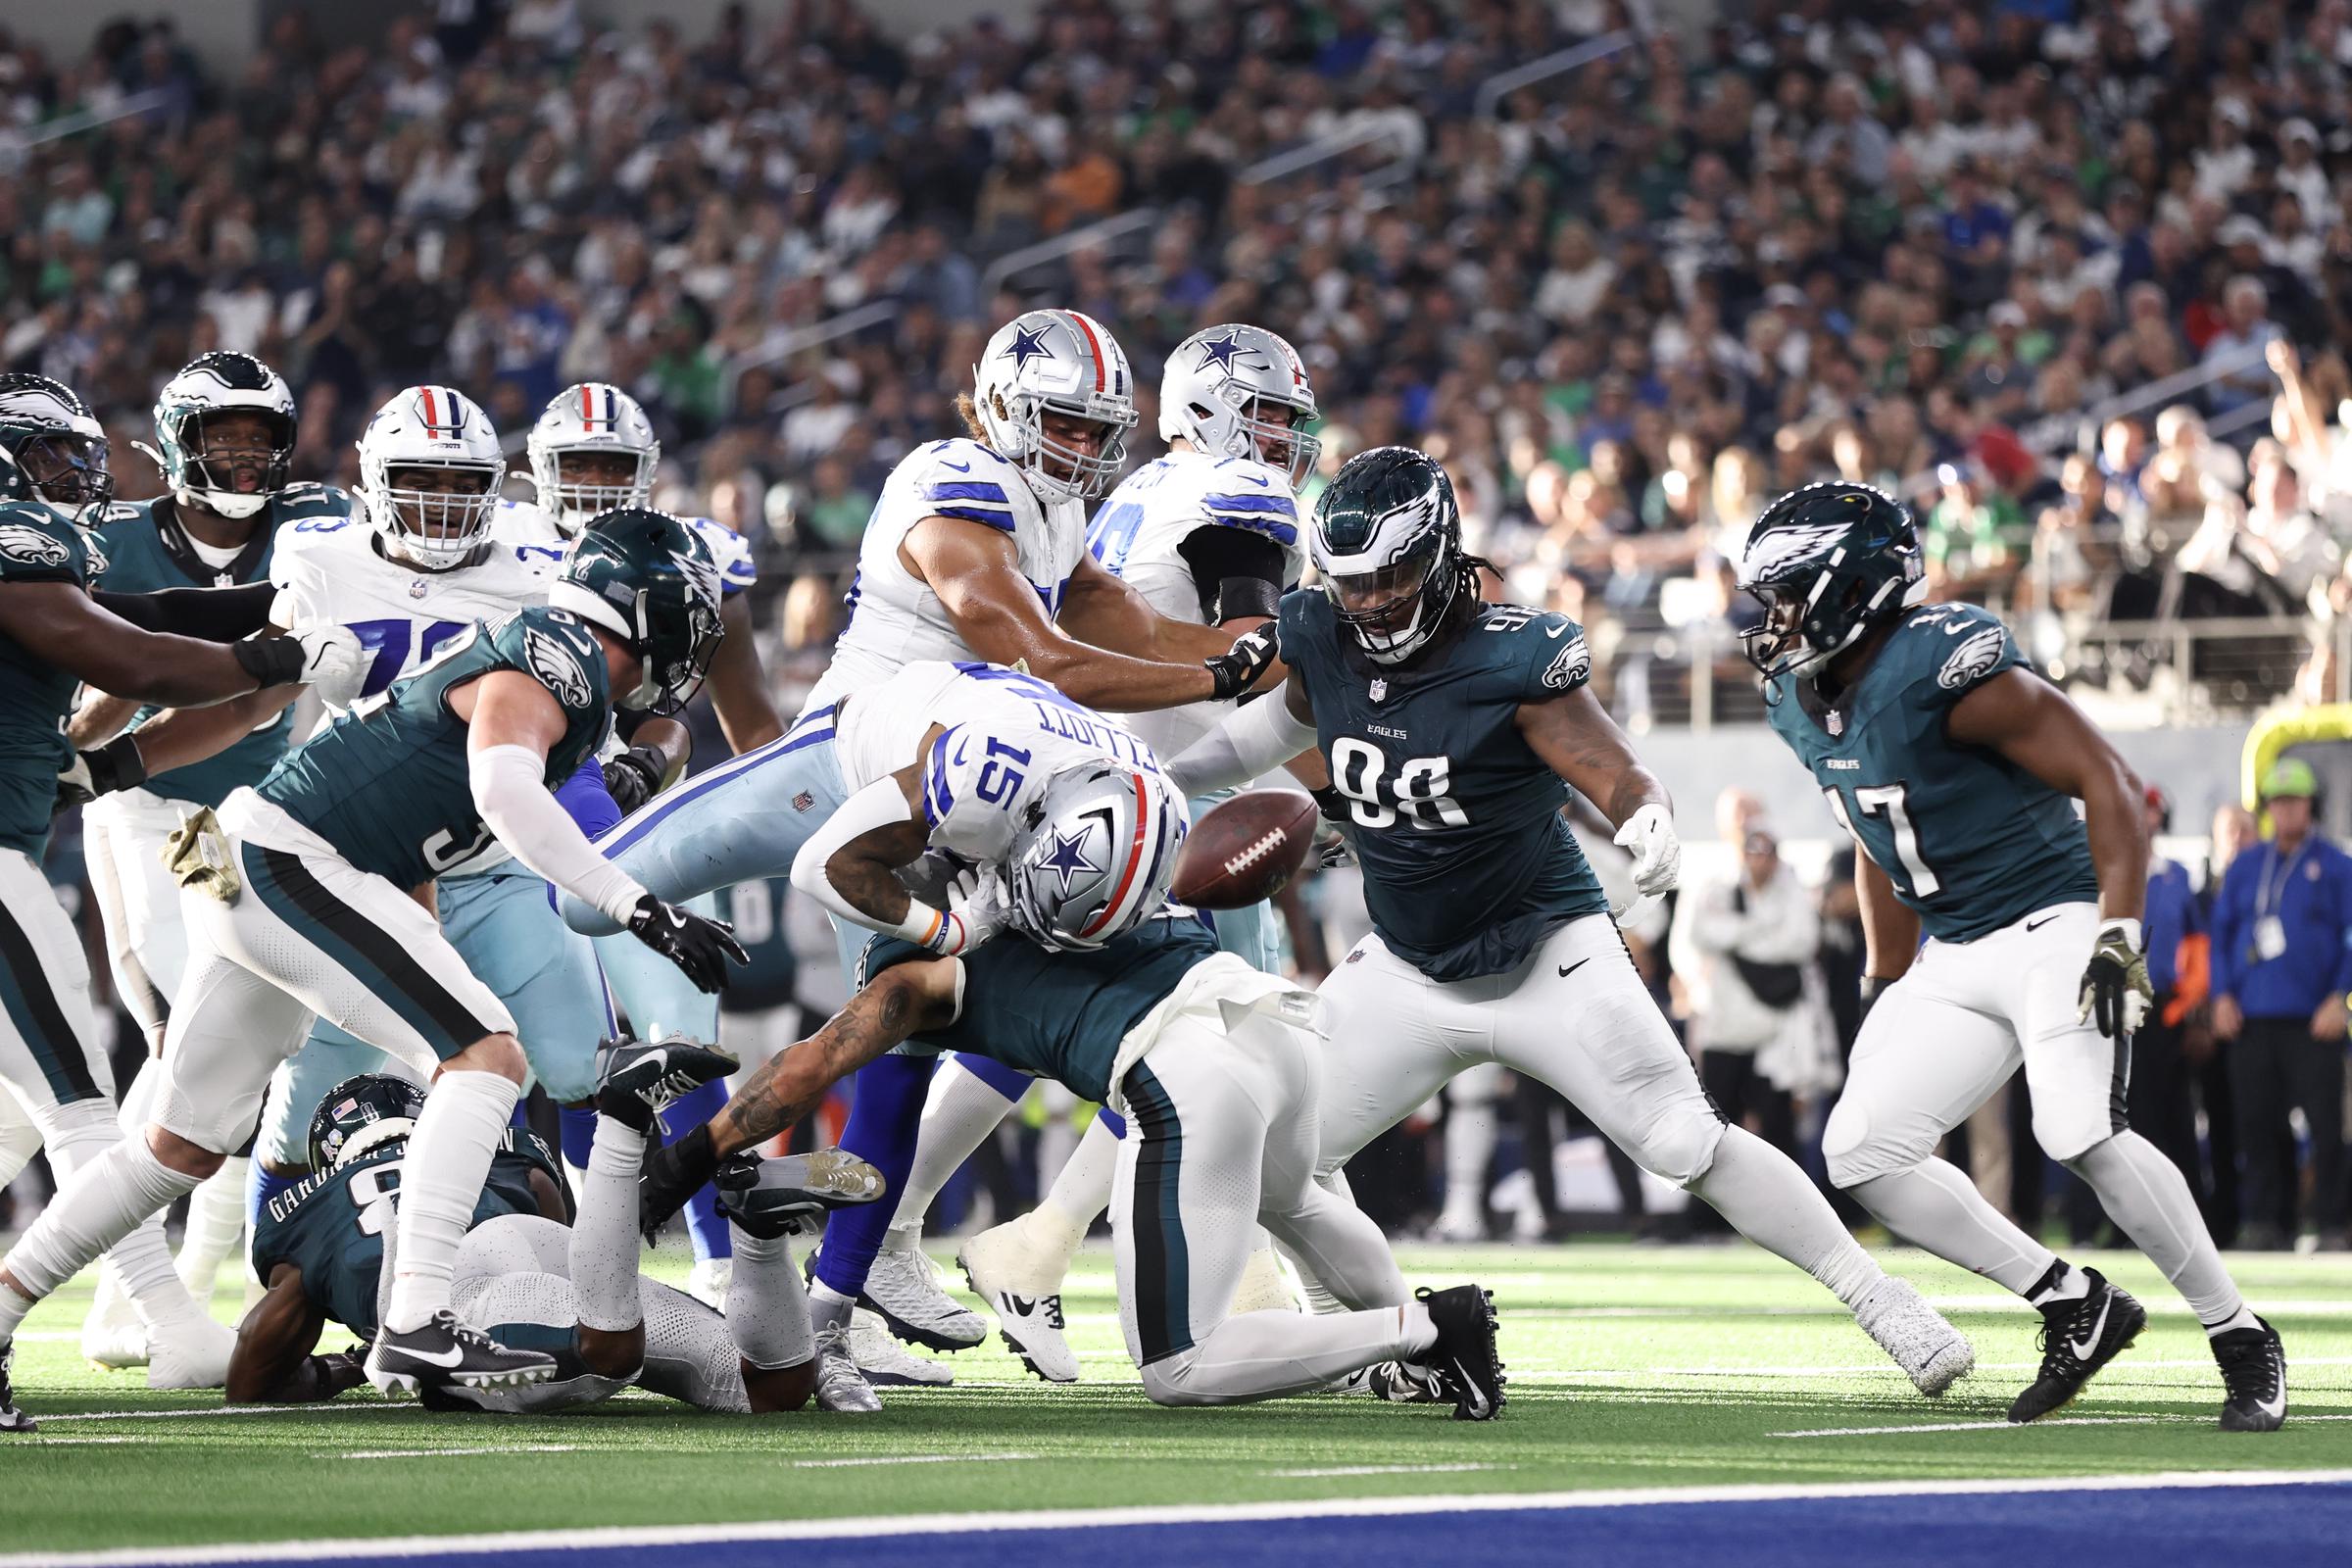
xmin=1330 ymin=738 xmax=1468 ymax=830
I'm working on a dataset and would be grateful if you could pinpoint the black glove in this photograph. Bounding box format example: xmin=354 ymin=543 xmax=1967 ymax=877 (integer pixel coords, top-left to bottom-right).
xmin=603 ymin=745 xmax=667 ymax=814
xmin=625 ymin=893 xmax=748 ymax=994
xmin=1858 ymin=974 xmax=1893 ymax=1021
xmin=1203 ymin=623 xmax=1280 ymax=701
xmin=55 ymin=735 xmax=147 ymax=813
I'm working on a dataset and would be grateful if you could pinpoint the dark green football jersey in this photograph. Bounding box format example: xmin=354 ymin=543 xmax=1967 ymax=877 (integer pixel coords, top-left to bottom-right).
xmin=863 ymin=915 xmax=1217 ymax=1102
xmin=250 ymin=1129 xmax=560 ymax=1339
xmin=1764 ymin=602 xmax=2098 ymax=943
xmin=1279 ymin=590 xmax=1608 ymax=980
xmin=0 ymin=502 xmax=107 ymax=856
xmin=719 ymin=877 xmax=799 ymax=1014
xmin=91 ymin=485 xmax=355 ymax=808
xmin=258 ymin=606 xmax=612 ymax=888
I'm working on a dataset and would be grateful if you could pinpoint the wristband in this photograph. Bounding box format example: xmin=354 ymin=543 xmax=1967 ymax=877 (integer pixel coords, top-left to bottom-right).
xmin=889 ymin=900 xmax=965 ymax=956
xmin=231 ymin=635 xmax=304 ymax=688
xmin=2099 ymin=916 xmax=2144 ymax=952
xmin=88 ymin=734 xmax=148 ymax=795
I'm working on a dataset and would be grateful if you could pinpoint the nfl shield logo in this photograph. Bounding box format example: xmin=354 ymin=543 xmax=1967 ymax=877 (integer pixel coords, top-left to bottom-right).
xmin=1369 ymin=678 xmax=1388 ymax=704
xmin=1827 ymin=710 xmax=1844 ymax=736
xmin=793 ymin=791 xmax=814 ymax=812
xmin=408 ymin=578 xmax=428 ymax=600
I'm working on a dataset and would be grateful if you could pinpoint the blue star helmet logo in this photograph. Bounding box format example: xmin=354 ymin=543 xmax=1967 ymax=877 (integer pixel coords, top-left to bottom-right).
xmin=1038 ymin=825 xmax=1102 ymax=897
xmin=1003 ymin=322 xmax=1054 ymax=370
xmin=1194 ymin=330 xmax=1250 ymax=373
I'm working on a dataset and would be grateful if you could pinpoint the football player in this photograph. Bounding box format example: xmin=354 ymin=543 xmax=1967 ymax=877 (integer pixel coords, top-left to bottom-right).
xmin=0 ymin=373 xmax=366 ymax=1425
xmin=564 ymin=311 xmax=1281 ymax=1407
xmin=0 ymin=510 xmax=744 ymax=1417
xmin=1738 ymin=481 xmax=2284 ymax=1430
xmin=884 ymin=322 xmax=1323 ymax=1380
xmin=69 ymin=352 xmax=358 ymax=1362
xmin=1168 ymin=449 xmax=1974 ymax=1398
xmin=640 ymin=778 xmax=1507 ymax=1417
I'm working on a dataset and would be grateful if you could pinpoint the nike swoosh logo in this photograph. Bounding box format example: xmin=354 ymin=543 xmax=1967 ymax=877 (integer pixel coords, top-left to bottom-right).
xmin=1559 ymin=957 xmax=1592 ymax=978
xmin=2254 ymin=1385 xmax=2286 ymax=1421
xmin=1006 ymin=1295 xmax=1037 ymax=1315
xmin=1546 ymin=623 xmax=1571 ymax=638
xmin=1450 ymin=1360 xmax=1492 ymax=1417
xmin=1237 ymin=471 xmax=1269 ymax=486
xmin=942 ymin=461 xmax=972 ymax=473
xmin=398 ymin=1342 xmax=469 ymax=1369
xmin=2067 ymin=1292 xmax=2112 ymax=1361
xmin=2027 ymin=915 xmax=2060 ymax=932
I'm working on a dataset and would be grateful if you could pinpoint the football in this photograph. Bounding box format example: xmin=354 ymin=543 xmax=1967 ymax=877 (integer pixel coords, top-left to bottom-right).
xmin=1171 ymin=788 xmax=1319 ymax=909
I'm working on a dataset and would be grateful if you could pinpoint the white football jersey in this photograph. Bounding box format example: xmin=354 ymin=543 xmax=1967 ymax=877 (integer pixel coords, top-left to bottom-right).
xmin=832 ymin=660 xmax=1167 ymax=866
xmin=806 ymin=438 xmax=1090 ymax=713
xmin=496 ymin=498 xmax=760 ymax=598
xmin=1085 ymin=450 xmax=1305 ymax=757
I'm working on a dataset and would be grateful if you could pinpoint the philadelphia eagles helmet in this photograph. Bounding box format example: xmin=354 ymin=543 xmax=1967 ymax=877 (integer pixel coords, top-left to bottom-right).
xmin=1309 ymin=446 xmax=1468 ymax=664
xmin=549 ymin=507 xmax=726 ymax=713
xmin=0 ymin=373 xmax=113 ymax=521
xmin=1736 ymin=481 xmax=1927 ymax=683
xmin=307 ymin=1073 xmax=427 ymax=1172
xmin=151 ymin=352 xmax=297 ymax=520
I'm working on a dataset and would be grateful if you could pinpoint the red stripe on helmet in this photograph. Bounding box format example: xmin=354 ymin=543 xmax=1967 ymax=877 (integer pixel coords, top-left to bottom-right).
xmin=420 ymin=386 xmax=439 ymax=426
xmin=1060 ymin=312 xmax=1107 ymax=394
xmin=1078 ymin=772 xmax=1152 ymax=939
xmin=580 ymin=384 xmax=596 ymax=426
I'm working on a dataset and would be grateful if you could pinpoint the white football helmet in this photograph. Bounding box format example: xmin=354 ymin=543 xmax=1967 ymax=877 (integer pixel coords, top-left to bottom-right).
xmin=1159 ymin=323 xmax=1320 ymax=488
xmin=1004 ymin=762 xmax=1188 ymax=953
xmin=971 ymin=309 xmax=1138 ymax=503
xmin=527 ymin=382 xmax=660 ymax=535
xmin=152 ymin=352 xmax=297 ymax=520
xmin=357 ymin=385 xmax=505 ymax=571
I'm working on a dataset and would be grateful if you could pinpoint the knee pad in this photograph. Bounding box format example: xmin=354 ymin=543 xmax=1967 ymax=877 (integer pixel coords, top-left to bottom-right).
xmin=1138 ymin=1348 xmax=1216 ymax=1407
xmin=1644 ymin=1105 xmax=1727 ymax=1189
xmin=2034 ymin=1107 xmax=2113 ymax=1168
xmin=33 ymin=1096 xmax=124 ymax=1180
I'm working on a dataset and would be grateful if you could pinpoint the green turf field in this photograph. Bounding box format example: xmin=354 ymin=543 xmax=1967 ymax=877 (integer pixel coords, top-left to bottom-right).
xmin=2 ymin=1239 xmax=2347 ymax=1553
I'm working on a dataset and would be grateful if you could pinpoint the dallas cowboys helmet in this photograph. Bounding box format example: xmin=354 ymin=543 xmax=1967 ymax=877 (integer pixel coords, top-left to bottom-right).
xmin=151 ymin=352 xmax=297 ymax=520
xmin=1735 ymin=481 xmax=1927 ymax=683
xmin=1310 ymin=446 xmax=1470 ymax=664
xmin=1160 ymin=322 xmax=1321 ymax=488
xmin=549 ymin=506 xmax=726 ymax=713
xmin=971 ymin=309 xmax=1138 ymax=503
xmin=0 ymin=373 xmax=112 ymax=521
xmin=357 ymin=385 xmax=505 ymax=570
xmin=1004 ymin=762 xmax=1188 ymax=953
xmin=528 ymin=382 xmax=660 ymax=535
xmin=307 ymin=1073 xmax=427 ymax=1172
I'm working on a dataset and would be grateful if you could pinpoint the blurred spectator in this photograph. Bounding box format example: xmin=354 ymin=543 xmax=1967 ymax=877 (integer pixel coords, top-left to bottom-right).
xmin=1676 ymin=820 xmax=1817 ymax=1162
xmin=2133 ymin=785 xmax=2209 ymax=1208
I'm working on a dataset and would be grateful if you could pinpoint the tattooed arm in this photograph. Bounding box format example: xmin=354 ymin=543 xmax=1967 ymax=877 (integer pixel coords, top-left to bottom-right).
xmin=1514 ymin=684 xmax=1671 ymax=830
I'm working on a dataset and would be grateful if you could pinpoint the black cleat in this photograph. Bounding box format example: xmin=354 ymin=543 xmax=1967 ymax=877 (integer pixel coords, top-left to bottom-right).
xmin=1337 ymin=1359 xmax=1447 ymax=1403
xmin=2215 ymin=1315 xmax=2287 ymax=1432
xmin=367 ymin=1311 xmax=558 ymax=1396
xmin=713 ymin=1149 xmax=887 ymax=1239
xmin=2008 ymin=1268 xmax=2146 ymax=1423
xmin=0 ymin=1340 xmax=33 ymax=1434
xmin=1417 ymin=1284 xmax=1505 ymax=1421
xmin=594 ymin=1034 xmax=738 ymax=1134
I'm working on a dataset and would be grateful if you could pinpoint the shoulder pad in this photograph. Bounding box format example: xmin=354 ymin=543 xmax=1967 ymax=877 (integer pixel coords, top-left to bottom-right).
xmin=684 ymin=515 xmax=757 ymax=593
xmin=505 ymin=609 xmax=606 ymax=712
xmin=272 ymin=482 xmax=356 ymax=521
xmin=1194 ymin=460 xmax=1301 ymax=539
xmin=906 ymin=440 xmax=1021 ymax=533
xmin=1894 ymin=603 xmax=2017 ymax=700
xmin=0 ymin=505 xmax=83 ymax=575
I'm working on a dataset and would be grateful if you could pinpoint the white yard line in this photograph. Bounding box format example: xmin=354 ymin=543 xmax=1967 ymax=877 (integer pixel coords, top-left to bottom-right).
xmin=340 ymin=1446 xmax=580 ymax=1460
xmin=787 ymin=1452 xmax=1039 ymax=1468
xmin=1772 ymin=1413 xmax=2352 ymax=1438
xmin=1268 ymin=1463 xmax=1514 ymax=1478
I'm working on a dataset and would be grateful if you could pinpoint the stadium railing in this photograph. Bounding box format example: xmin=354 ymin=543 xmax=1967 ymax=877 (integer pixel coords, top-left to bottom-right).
xmin=0 ymin=87 xmax=169 ymax=171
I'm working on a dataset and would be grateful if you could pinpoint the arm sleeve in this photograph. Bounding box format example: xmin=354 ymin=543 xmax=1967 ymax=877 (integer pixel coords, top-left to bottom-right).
xmin=90 ymin=582 xmax=278 ymax=640
xmin=468 ymin=744 xmax=647 ymax=928
xmin=1165 ymin=680 xmax=1318 ymax=797
xmin=789 ymin=775 xmax=945 ymax=940
xmin=1173 ymin=526 xmax=1290 ymax=624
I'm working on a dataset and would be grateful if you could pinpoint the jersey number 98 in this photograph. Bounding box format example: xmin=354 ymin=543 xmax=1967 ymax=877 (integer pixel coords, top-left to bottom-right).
xmin=1330 ymin=738 xmax=1468 ymax=830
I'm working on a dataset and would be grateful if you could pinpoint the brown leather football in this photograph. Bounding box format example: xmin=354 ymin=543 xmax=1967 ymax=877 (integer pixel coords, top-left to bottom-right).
xmin=1171 ymin=789 xmax=1319 ymax=909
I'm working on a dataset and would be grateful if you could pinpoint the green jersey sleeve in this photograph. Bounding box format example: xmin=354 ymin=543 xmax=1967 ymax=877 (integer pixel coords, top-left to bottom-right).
xmin=488 ymin=607 xmax=612 ymax=729
xmin=0 ymin=505 xmax=94 ymax=586
xmin=1496 ymin=607 xmax=1592 ymax=702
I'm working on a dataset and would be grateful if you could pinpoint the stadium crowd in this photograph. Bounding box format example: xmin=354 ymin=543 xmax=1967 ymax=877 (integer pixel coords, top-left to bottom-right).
xmin=2 ymin=0 xmax=2350 ymax=1249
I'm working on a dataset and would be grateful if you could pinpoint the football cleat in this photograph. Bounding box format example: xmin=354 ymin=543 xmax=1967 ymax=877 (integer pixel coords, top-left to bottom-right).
xmin=2008 ymin=1268 xmax=2146 ymax=1423
xmin=714 ymin=1150 xmax=886 ymax=1241
xmin=686 ymin=1257 xmax=732 ymax=1312
xmin=366 ymin=1311 xmax=558 ymax=1396
xmin=2215 ymin=1315 xmax=2287 ymax=1432
xmin=1335 ymin=1359 xmax=1447 ymax=1403
xmin=0 ymin=1340 xmax=33 ymax=1434
xmin=1854 ymin=1277 xmax=1975 ymax=1397
xmin=80 ymin=1302 xmax=149 ymax=1372
xmin=593 ymin=1033 xmax=739 ymax=1134
xmin=859 ymin=1238 xmax=987 ymax=1351
xmin=850 ymin=1307 xmax=953 ymax=1387
xmin=809 ymin=1318 xmax=883 ymax=1413
xmin=145 ymin=1317 xmax=236 ymax=1392
xmin=957 ymin=1223 xmax=1078 ymax=1382
xmin=1418 ymin=1284 xmax=1505 ymax=1421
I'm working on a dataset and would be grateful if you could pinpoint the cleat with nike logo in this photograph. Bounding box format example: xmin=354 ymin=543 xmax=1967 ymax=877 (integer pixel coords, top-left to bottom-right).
xmin=594 ymin=1034 xmax=738 ymax=1134
xmin=714 ymin=1149 xmax=887 ymax=1240
xmin=1854 ymin=1277 xmax=1975 ymax=1396
xmin=0 ymin=1340 xmax=33 ymax=1434
xmin=858 ymin=1238 xmax=986 ymax=1350
xmin=957 ymin=1222 xmax=1080 ymax=1382
xmin=1336 ymin=1359 xmax=1447 ymax=1403
xmin=1418 ymin=1283 xmax=1505 ymax=1421
xmin=849 ymin=1307 xmax=954 ymax=1387
xmin=366 ymin=1311 xmax=558 ymax=1396
xmin=2007 ymin=1268 xmax=2145 ymax=1422
xmin=2214 ymin=1315 xmax=2286 ymax=1432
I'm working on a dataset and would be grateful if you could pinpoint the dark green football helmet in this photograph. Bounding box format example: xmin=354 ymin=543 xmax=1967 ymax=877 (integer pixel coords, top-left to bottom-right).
xmin=1735 ymin=481 xmax=1926 ymax=682
xmin=307 ymin=1073 xmax=427 ymax=1172
xmin=1309 ymin=445 xmax=1467 ymax=662
xmin=549 ymin=507 xmax=726 ymax=713
xmin=0 ymin=373 xmax=113 ymax=519
xmin=152 ymin=352 xmax=297 ymax=520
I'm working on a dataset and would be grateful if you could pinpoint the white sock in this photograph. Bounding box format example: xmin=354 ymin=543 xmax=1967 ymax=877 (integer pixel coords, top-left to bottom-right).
xmin=1688 ymin=1125 xmax=1885 ymax=1309
xmin=0 ymin=1130 xmax=200 ymax=1339
xmin=1441 ymin=1102 xmax=1498 ymax=1228
xmin=727 ymin=1225 xmax=813 ymax=1370
xmin=886 ymin=1059 xmax=1021 ymax=1239
xmin=1040 ymin=1113 xmax=1119 ymax=1239
xmin=383 ymin=1070 xmax=519 ymax=1333
xmin=2028 ymin=1262 xmax=2090 ymax=1307
xmin=571 ymin=1116 xmax=647 ymax=1334
xmin=808 ymin=1278 xmax=855 ymax=1335
xmin=90 ymin=1060 xmax=168 ymax=1323
xmin=2066 ymin=1131 xmax=2249 ymax=1329
xmin=1144 ymin=1306 xmax=1425 ymax=1404
xmin=174 ymin=1155 xmax=249 ymax=1302
xmin=1847 ymin=1155 xmax=2057 ymax=1298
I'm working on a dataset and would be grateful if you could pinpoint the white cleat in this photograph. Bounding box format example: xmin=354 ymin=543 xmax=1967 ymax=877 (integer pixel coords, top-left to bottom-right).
xmin=145 ymin=1317 xmax=236 ymax=1391
xmin=1856 ymin=1277 xmax=1976 ymax=1397
xmin=849 ymin=1307 xmax=952 ymax=1387
xmin=80 ymin=1305 xmax=149 ymax=1373
xmin=1232 ymin=1246 xmax=1298 ymax=1315
xmin=859 ymin=1240 xmax=986 ymax=1351
xmin=957 ymin=1221 xmax=1079 ymax=1384
xmin=687 ymin=1257 xmax=733 ymax=1313
xmin=810 ymin=1320 xmax=883 ymax=1412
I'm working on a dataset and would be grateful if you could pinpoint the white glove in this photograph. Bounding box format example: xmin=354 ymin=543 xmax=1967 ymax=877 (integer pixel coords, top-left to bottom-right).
xmin=292 ymin=625 xmax=370 ymax=709
xmin=942 ymin=865 xmax=1015 ymax=956
xmin=1612 ymin=804 xmax=1681 ymax=898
